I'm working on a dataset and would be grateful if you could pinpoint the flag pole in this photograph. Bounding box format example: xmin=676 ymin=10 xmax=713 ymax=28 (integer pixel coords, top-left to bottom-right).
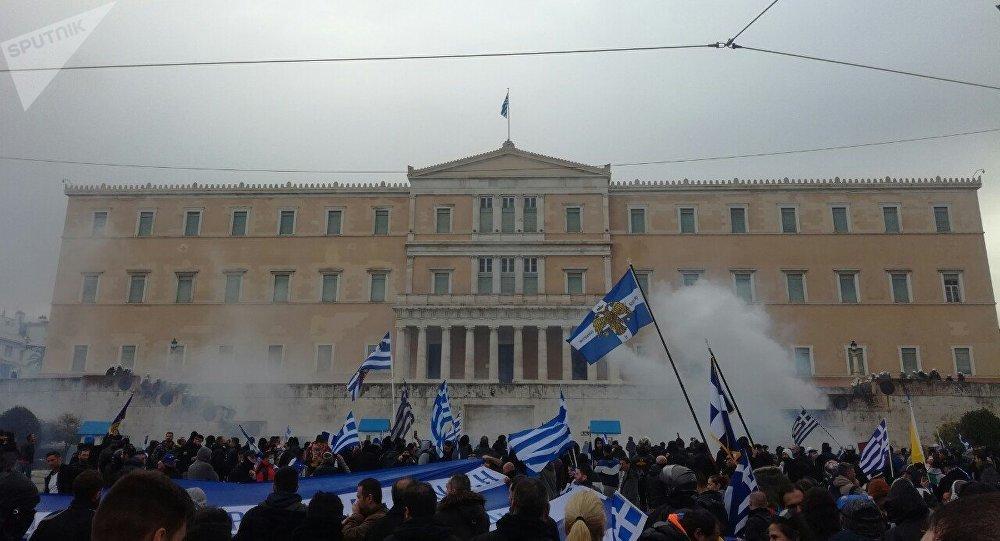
xmin=706 ymin=342 xmax=755 ymax=446
xmin=628 ymin=264 xmax=710 ymax=450
xmin=506 ymin=87 xmax=511 ymax=141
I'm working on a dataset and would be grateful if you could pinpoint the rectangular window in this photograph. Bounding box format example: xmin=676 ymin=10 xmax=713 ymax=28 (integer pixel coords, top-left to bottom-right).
xmin=326 ymin=210 xmax=343 ymax=235
xmin=942 ymin=272 xmax=963 ymax=303
xmin=267 ymin=345 xmax=283 ymax=370
xmin=681 ymin=271 xmax=701 ymax=287
xmin=523 ymin=197 xmax=537 ymax=232
xmin=786 ymin=272 xmax=806 ymax=303
xmin=81 ymin=274 xmax=100 ymax=304
xmin=71 ymin=345 xmax=88 ymax=372
xmin=224 ymin=273 xmax=243 ymax=304
xmin=433 ymin=271 xmax=450 ymax=295
xmin=175 ymin=273 xmax=195 ymax=303
xmin=184 ymin=210 xmax=202 ymax=236
xmin=231 ymin=210 xmax=248 ymax=236
xmin=566 ymin=270 xmax=584 ymax=295
xmin=780 ymin=207 xmax=798 ymax=233
xmin=629 ymin=208 xmax=646 ymax=234
xmin=934 ymin=206 xmax=951 ymax=233
xmin=679 ymin=207 xmax=696 ymax=233
xmin=900 ymin=347 xmax=919 ymax=373
xmin=279 ymin=210 xmax=296 ymax=235
xmin=565 ymin=207 xmax=582 ymax=233
xmin=832 ymin=206 xmax=849 ymax=233
xmin=373 ymin=208 xmax=389 ymax=235
xmin=435 ymin=207 xmax=452 ymax=233
xmin=127 ymin=273 xmax=147 ymax=304
xmin=846 ymin=344 xmax=868 ymax=375
xmin=120 ymin=345 xmax=137 ymax=369
xmin=92 ymin=211 xmax=108 ymax=236
xmin=501 ymin=196 xmax=515 ymax=233
xmin=730 ymin=207 xmax=747 ymax=234
xmin=370 ymin=272 xmax=387 ymax=302
xmin=272 ymin=273 xmax=291 ymax=303
xmin=316 ymin=345 xmax=333 ymax=374
xmin=793 ymin=347 xmax=813 ymax=376
xmin=523 ymin=258 xmax=538 ymax=295
xmin=838 ymin=272 xmax=859 ymax=303
xmin=478 ymin=257 xmax=493 ymax=294
xmin=953 ymin=347 xmax=973 ymax=374
xmin=500 ymin=258 xmax=515 ymax=294
xmin=137 ymin=211 xmax=154 ymax=237
xmin=479 ymin=197 xmax=493 ymax=232
xmin=634 ymin=271 xmax=650 ymax=294
xmin=321 ymin=273 xmax=340 ymax=302
xmin=883 ymin=206 xmax=900 ymax=233
xmin=733 ymin=272 xmax=754 ymax=303
xmin=890 ymin=272 xmax=911 ymax=303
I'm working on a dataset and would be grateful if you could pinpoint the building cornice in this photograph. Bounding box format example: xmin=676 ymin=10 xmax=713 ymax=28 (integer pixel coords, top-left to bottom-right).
xmin=64 ymin=181 xmax=410 ymax=197
xmin=610 ymin=176 xmax=982 ymax=192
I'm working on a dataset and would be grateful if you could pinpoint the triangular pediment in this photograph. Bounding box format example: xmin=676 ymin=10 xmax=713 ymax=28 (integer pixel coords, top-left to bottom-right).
xmin=408 ymin=141 xmax=609 ymax=179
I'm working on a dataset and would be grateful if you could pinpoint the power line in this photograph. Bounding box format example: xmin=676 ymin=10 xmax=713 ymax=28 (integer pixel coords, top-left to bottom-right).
xmin=0 ymin=43 xmax=720 ymax=73
xmin=732 ymin=44 xmax=1000 ymax=92
xmin=2 ymin=127 xmax=997 ymax=173
xmin=726 ymin=0 xmax=781 ymax=47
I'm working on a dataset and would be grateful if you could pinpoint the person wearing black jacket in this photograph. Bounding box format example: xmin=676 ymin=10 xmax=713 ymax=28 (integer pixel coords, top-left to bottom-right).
xmin=882 ymin=478 xmax=929 ymax=541
xmin=365 ymin=477 xmax=414 ymax=541
xmin=472 ymin=477 xmax=558 ymax=541
xmin=234 ymin=466 xmax=307 ymax=541
xmin=435 ymin=474 xmax=489 ymax=540
xmin=384 ymin=482 xmax=457 ymax=541
xmin=42 ymin=451 xmax=77 ymax=494
xmin=934 ymin=459 xmax=970 ymax=502
xmin=642 ymin=465 xmax=728 ymax=534
xmin=30 ymin=469 xmax=103 ymax=541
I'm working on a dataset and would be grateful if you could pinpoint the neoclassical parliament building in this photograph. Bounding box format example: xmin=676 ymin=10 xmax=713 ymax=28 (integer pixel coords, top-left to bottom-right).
xmin=43 ymin=142 xmax=998 ymax=407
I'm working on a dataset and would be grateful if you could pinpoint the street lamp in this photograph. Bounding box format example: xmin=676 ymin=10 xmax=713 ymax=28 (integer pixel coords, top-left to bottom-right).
xmin=848 ymin=340 xmax=865 ymax=375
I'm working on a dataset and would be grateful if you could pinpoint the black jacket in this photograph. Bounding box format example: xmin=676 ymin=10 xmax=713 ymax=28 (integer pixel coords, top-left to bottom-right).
xmin=434 ymin=490 xmax=489 ymax=540
xmin=644 ymin=490 xmax=728 ymax=534
xmin=291 ymin=516 xmax=344 ymax=541
xmin=234 ymin=491 xmax=308 ymax=541
xmin=883 ymin=480 xmax=928 ymax=541
xmin=471 ymin=512 xmax=559 ymax=541
xmin=364 ymin=504 xmax=406 ymax=541
xmin=43 ymin=465 xmax=77 ymax=495
xmin=743 ymin=507 xmax=772 ymax=541
xmin=384 ymin=516 xmax=459 ymax=541
xmin=29 ymin=499 xmax=95 ymax=541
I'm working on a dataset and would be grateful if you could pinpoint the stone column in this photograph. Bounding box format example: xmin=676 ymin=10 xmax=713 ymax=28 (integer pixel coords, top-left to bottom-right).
xmin=562 ymin=326 xmax=573 ymax=381
xmin=492 ymin=256 xmax=500 ymax=294
xmin=488 ymin=325 xmax=499 ymax=381
xmin=537 ymin=326 xmax=548 ymax=381
xmin=512 ymin=326 xmax=523 ymax=381
xmin=514 ymin=256 xmax=524 ymax=294
xmin=416 ymin=326 xmax=427 ymax=381
xmin=464 ymin=326 xmax=475 ymax=380
xmin=395 ymin=325 xmax=408 ymax=382
xmin=440 ymin=326 xmax=451 ymax=380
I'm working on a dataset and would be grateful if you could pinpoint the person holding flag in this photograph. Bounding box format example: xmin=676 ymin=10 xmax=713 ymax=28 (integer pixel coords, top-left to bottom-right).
xmin=389 ymin=381 xmax=415 ymax=442
xmin=708 ymin=361 xmax=738 ymax=458
xmin=429 ymin=381 xmax=455 ymax=454
xmin=507 ymin=392 xmax=573 ymax=475
xmin=108 ymin=392 xmax=135 ymax=436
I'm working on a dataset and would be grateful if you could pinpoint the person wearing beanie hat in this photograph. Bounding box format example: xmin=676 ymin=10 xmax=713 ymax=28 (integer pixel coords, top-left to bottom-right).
xmin=185 ymin=446 xmax=219 ymax=481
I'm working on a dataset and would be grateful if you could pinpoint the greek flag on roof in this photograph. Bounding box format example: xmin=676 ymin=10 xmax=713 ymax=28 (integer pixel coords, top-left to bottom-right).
xmin=508 ymin=392 xmax=573 ymax=474
xmin=858 ymin=419 xmax=888 ymax=476
xmin=792 ymin=409 xmax=820 ymax=446
xmin=724 ymin=446 xmax=759 ymax=537
xmin=568 ymin=268 xmax=653 ymax=364
xmin=500 ymin=91 xmax=509 ymax=118
xmin=430 ymin=381 xmax=455 ymax=453
xmin=331 ymin=411 xmax=360 ymax=454
xmin=347 ymin=331 xmax=392 ymax=400
xmin=709 ymin=362 xmax=739 ymax=453
xmin=609 ymin=491 xmax=647 ymax=541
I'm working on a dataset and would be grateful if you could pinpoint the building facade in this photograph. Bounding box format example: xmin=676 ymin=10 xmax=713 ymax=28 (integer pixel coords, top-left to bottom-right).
xmin=0 ymin=310 xmax=47 ymax=378
xmin=43 ymin=142 xmax=998 ymax=393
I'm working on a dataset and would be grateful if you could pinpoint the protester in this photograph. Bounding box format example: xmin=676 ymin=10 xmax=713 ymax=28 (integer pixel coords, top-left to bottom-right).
xmin=183 ymin=507 xmax=233 ymax=541
xmin=743 ymin=490 xmax=773 ymax=541
xmin=473 ymin=477 xmax=558 ymax=541
xmin=186 ymin=447 xmax=220 ymax=481
xmin=290 ymin=491 xmax=344 ymax=541
xmin=384 ymin=482 xmax=456 ymax=541
xmin=91 ymin=471 xmax=195 ymax=541
xmin=830 ymin=497 xmax=886 ymax=541
xmin=234 ymin=466 xmax=307 ymax=540
xmin=881 ymin=478 xmax=928 ymax=541
xmin=43 ymin=450 xmax=77 ymax=494
xmin=562 ymin=490 xmax=605 ymax=541
xmin=799 ymin=488 xmax=840 ymax=541
xmin=767 ymin=513 xmax=813 ymax=541
xmin=0 ymin=461 xmax=39 ymax=541
xmin=342 ymin=478 xmax=388 ymax=541
xmin=637 ymin=507 xmax=720 ymax=541
xmin=435 ymin=473 xmax=489 ymax=540
xmin=30 ymin=469 xmax=103 ymax=541
xmin=921 ymin=492 xmax=1000 ymax=540
xmin=366 ymin=477 xmax=415 ymax=541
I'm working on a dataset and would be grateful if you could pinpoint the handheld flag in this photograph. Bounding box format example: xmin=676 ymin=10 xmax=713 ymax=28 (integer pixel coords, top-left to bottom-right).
xmin=724 ymin=446 xmax=759 ymax=537
xmin=389 ymin=382 xmax=415 ymax=441
xmin=508 ymin=392 xmax=573 ymax=474
xmin=108 ymin=392 xmax=135 ymax=436
xmin=567 ymin=269 xmax=653 ymax=364
xmin=284 ymin=425 xmax=293 ymax=443
xmin=709 ymin=362 xmax=738 ymax=453
xmin=858 ymin=419 xmax=889 ymax=477
xmin=905 ymin=392 xmax=925 ymax=464
xmin=500 ymin=91 xmax=509 ymax=118
xmin=445 ymin=412 xmax=463 ymax=443
xmin=609 ymin=491 xmax=647 ymax=541
xmin=347 ymin=331 xmax=392 ymax=400
xmin=430 ymin=381 xmax=456 ymax=453
xmin=792 ymin=409 xmax=820 ymax=446
xmin=958 ymin=433 xmax=972 ymax=452
xmin=238 ymin=424 xmax=263 ymax=457
xmin=331 ymin=411 xmax=359 ymax=454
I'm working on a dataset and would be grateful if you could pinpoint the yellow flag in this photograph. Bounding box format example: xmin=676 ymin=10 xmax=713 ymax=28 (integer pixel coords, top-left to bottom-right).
xmin=908 ymin=400 xmax=925 ymax=464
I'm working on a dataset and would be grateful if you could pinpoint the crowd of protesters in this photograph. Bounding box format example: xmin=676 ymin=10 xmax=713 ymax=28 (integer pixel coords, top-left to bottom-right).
xmin=1 ymin=425 xmax=999 ymax=540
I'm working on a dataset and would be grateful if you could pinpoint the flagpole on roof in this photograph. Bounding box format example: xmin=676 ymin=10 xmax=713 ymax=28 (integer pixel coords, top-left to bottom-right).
xmin=506 ymin=88 xmax=510 ymax=141
xmin=628 ymin=264 xmax=710 ymax=450
xmin=706 ymin=341 xmax=755 ymax=446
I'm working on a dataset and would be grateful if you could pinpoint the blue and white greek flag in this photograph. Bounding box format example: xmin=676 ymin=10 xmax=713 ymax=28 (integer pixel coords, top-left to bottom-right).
xmin=958 ymin=433 xmax=972 ymax=452
xmin=709 ymin=362 xmax=739 ymax=453
xmin=444 ymin=412 xmax=463 ymax=443
xmin=331 ymin=410 xmax=360 ymax=454
xmin=858 ymin=419 xmax=888 ymax=476
xmin=347 ymin=331 xmax=392 ymax=400
xmin=430 ymin=381 xmax=455 ymax=453
xmin=567 ymin=269 xmax=653 ymax=364
xmin=792 ymin=409 xmax=820 ymax=446
xmin=724 ymin=446 xmax=759 ymax=537
xmin=238 ymin=424 xmax=263 ymax=457
xmin=609 ymin=491 xmax=647 ymax=541
xmin=508 ymin=392 xmax=573 ymax=474
xmin=500 ymin=91 xmax=509 ymax=118
xmin=390 ymin=382 xmax=415 ymax=441
xmin=284 ymin=425 xmax=293 ymax=442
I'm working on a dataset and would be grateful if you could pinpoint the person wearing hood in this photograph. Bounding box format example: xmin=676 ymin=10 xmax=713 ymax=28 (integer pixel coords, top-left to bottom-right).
xmin=881 ymin=478 xmax=928 ymax=541
xmin=343 ymin=478 xmax=389 ymax=541
xmin=435 ymin=473 xmax=489 ymax=540
xmin=234 ymin=466 xmax=307 ymax=541
xmin=830 ymin=496 xmax=886 ymax=541
xmin=473 ymin=477 xmax=558 ymax=541
xmin=385 ymin=482 xmax=458 ymax=541
xmin=291 ymin=491 xmax=344 ymax=541
xmin=643 ymin=464 xmax=728 ymax=533
xmin=185 ymin=446 xmax=220 ymax=481
xmin=417 ymin=440 xmax=438 ymax=465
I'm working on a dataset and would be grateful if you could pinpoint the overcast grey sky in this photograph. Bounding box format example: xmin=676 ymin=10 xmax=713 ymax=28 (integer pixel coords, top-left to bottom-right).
xmin=1 ymin=1 xmax=999 ymax=318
